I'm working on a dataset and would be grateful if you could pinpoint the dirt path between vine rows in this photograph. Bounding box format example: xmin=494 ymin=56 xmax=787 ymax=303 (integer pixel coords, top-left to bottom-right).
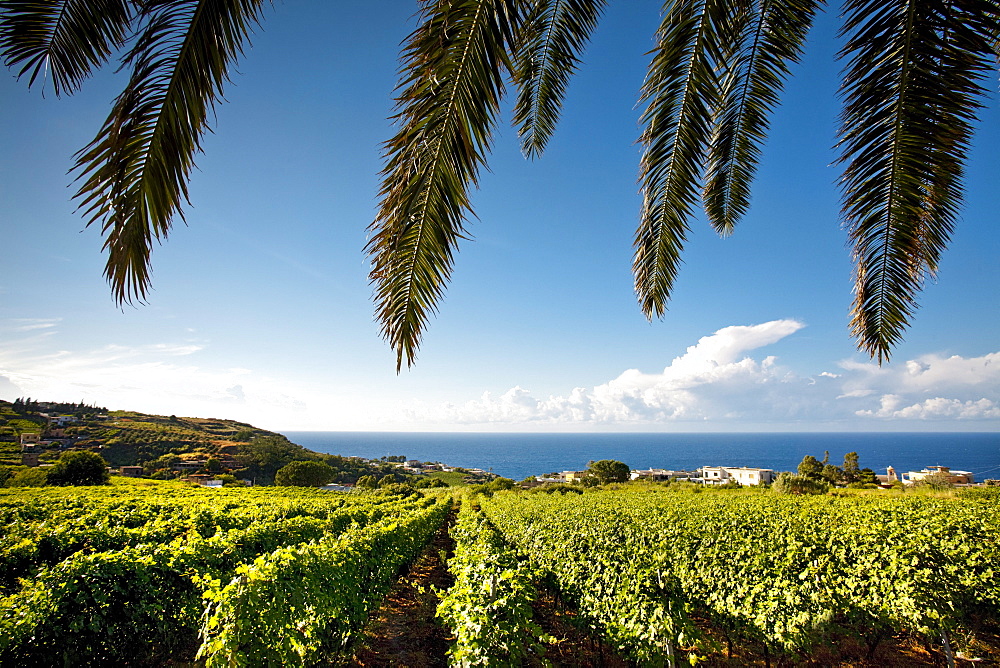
xmin=347 ymin=513 xmax=455 ymax=667
xmin=346 ymin=509 xmax=632 ymax=667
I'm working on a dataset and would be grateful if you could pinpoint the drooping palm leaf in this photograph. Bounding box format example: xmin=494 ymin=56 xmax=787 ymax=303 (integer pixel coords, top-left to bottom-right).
xmin=72 ymin=0 xmax=265 ymax=305
xmin=634 ymin=0 xmax=728 ymax=318
xmin=837 ymin=0 xmax=999 ymax=362
xmin=368 ymin=0 xmax=521 ymax=371
xmin=703 ymin=0 xmax=819 ymax=235
xmin=511 ymin=0 xmax=606 ymax=158
xmin=0 ymin=0 xmax=134 ymax=95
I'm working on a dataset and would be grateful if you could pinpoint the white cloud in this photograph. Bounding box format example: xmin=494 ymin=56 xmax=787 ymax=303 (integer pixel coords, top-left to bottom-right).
xmin=857 ymin=395 xmax=1000 ymax=419
xmin=406 ymin=321 xmax=1000 ymax=429
xmin=5 ymin=318 xmax=61 ymax=333
xmin=410 ymin=320 xmax=817 ymax=426
xmin=0 ymin=335 xmax=369 ymax=430
xmin=2 ymin=316 xmax=997 ymax=431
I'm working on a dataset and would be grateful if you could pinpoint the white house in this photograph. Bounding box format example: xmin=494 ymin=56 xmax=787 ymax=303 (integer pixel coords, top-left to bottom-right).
xmin=904 ymin=466 xmax=974 ymax=485
xmin=700 ymin=466 xmax=776 ymax=486
xmin=630 ymin=468 xmax=698 ymax=482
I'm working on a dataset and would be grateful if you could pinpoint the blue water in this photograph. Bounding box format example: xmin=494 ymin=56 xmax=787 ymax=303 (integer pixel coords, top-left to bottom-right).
xmin=284 ymin=432 xmax=1000 ymax=482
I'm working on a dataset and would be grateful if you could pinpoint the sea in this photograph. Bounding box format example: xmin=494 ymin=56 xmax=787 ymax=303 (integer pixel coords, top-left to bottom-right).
xmin=284 ymin=431 xmax=1000 ymax=482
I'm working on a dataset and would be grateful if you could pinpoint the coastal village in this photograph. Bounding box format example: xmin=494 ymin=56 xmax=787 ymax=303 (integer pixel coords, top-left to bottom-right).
xmin=534 ymin=463 xmax=978 ymax=487
xmin=11 ymin=411 xmax=984 ymax=490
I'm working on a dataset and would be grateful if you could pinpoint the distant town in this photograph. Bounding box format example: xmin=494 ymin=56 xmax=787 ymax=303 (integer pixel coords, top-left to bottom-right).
xmin=533 ymin=464 xmax=978 ymax=487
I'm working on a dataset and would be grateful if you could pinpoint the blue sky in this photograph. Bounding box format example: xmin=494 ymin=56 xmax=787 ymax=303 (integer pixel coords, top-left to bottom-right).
xmin=1 ymin=1 xmax=998 ymax=432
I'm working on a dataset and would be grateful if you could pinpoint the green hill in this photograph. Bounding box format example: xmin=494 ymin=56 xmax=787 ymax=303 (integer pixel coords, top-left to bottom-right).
xmin=0 ymin=399 xmax=423 ymax=485
xmin=0 ymin=398 xmax=279 ymax=466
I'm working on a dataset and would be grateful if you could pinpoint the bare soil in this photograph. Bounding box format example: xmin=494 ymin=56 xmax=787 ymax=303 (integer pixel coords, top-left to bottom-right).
xmin=348 ymin=514 xmax=455 ymax=667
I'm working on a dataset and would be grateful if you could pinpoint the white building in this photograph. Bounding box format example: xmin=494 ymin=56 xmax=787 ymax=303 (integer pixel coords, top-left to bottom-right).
xmin=700 ymin=466 xmax=776 ymax=486
xmin=904 ymin=466 xmax=974 ymax=485
xmin=630 ymin=468 xmax=698 ymax=482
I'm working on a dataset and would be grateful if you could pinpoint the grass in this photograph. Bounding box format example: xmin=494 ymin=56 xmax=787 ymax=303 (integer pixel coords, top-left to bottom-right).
xmin=423 ymin=470 xmax=469 ymax=487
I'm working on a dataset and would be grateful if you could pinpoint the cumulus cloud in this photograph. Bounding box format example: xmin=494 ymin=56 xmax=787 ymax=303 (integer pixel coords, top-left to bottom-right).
xmin=411 ymin=320 xmax=819 ymax=426
xmin=407 ymin=321 xmax=1000 ymax=428
xmin=856 ymin=395 xmax=1000 ymax=419
xmin=839 ymin=352 xmax=1000 ymax=421
xmin=3 ymin=314 xmax=997 ymax=431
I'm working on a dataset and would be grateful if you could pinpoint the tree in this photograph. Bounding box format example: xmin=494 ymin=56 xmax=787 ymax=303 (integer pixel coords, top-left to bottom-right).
xmin=236 ymin=435 xmax=307 ymax=484
xmin=842 ymin=451 xmax=861 ymax=484
xmin=274 ymin=460 xmax=336 ymax=487
xmin=47 ymin=450 xmax=110 ymax=486
xmin=858 ymin=467 xmax=878 ymax=485
xmin=772 ymin=472 xmax=829 ymax=495
xmin=587 ymin=459 xmax=630 ymax=484
xmin=2 ymin=1 xmax=997 ymax=368
xmin=797 ymin=454 xmax=823 ymax=479
xmin=356 ymin=474 xmax=378 ymax=489
xmin=821 ymin=463 xmax=844 ymax=485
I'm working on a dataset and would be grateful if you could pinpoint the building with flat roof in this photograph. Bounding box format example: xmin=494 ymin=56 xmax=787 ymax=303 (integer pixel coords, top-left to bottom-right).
xmin=904 ymin=466 xmax=974 ymax=485
xmin=700 ymin=466 xmax=776 ymax=486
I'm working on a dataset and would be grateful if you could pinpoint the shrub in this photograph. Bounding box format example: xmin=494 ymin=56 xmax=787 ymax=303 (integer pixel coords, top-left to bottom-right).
xmin=530 ymin=483 xmax=583 ymax=495
xmin=274 ymin=460 xmax=335 ymax=487
xmin=772 ymin=472 xmax=829 ymax=495
xmin=8 ymin=467 xmax=49 ymax=487
xmin=47 ymin=451 xmax=110 ymax=486
xmin=911 ymin=471 xmax=954 ymax=491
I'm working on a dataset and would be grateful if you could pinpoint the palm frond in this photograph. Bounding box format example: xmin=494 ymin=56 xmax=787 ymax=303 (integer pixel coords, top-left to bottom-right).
xmin=634 ymin=0 xmax=728 ymax=318
xmin=0 ymin=0 xmax=134 ymax=95
xmin=837 ymin=0 xmax=998 ymax=362
xmin=367 ymin=0 xmax=521 ymax=371
xmin=72 ymin=0 xmax=265 ymax=305
xmin=703 ymin=0 xmax=818 ymax=235
xmin=511 ymin=0 xmax=606 ymax=158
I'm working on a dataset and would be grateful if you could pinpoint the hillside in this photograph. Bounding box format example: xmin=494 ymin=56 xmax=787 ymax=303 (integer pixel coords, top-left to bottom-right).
xmin=0 ymin=399 xmax=446 ymax=485
xmin=0 ymin=398 xmax=281 ymax=465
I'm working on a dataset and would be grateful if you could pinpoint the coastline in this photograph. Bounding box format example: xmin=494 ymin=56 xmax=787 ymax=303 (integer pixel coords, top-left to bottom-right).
xmin=284 ymin=431 xmax=1000 ymax=482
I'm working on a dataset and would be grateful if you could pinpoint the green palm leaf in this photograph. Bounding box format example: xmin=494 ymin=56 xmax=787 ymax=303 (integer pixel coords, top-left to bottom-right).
xmin=837 ymin=0 xmax=998 ymax=362
xmin=0 ymin=0 xmax=134 ymax=95
xmin=368 ymin=0 xmax=521 ymax=371
xmin=72 ymin=0 xmax=265 ymax=305
xmin=634 ymin=0 xmax=728 ymax=318
xmin=511 ymin=0 xmax=605 ymax=158
xmin=703 ymin=0 xmax=818 ymax=235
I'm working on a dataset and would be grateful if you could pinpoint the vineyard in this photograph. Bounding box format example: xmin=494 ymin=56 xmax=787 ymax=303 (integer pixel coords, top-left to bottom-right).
xmin=481 ymin=488 xmax=1000 ymax=665
xmin=0 ymin=481 xmax=997 ymax=665
xmin=0 ymin=481 xmax=449 ymax=665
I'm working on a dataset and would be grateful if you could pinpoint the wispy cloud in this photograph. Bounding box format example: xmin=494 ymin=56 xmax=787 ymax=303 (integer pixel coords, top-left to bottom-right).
xmin=5 ymin=318 xmax=62 ymax=333
xmin=0 ymin=335 xmax=371 ymax=430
